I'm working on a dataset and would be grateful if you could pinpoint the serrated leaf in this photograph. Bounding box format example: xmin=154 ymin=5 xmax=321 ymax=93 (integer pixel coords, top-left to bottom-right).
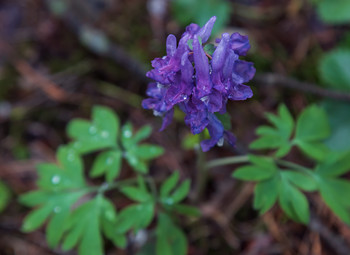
xmin=170 ymin=180 xmax=191 ymax=203
xmin=294 ymin=105 xmax=330 ymax=143
xmin=253 ymin=176 xmax=279 ymax=214
xmin=279 ymin=179 xmax=310 ymax=224
xmin=0 ymin=181 xmax=11 ymax=212
xmin=90 ymin=149 xmax=122 ymax=182
xmin=120 ymin=186 xmax=152 ymax=203
xmin=156 ymin=213 xmax=187 ymax=255
xmin=281 ymin=171 xmax=318 ymax=191
xmin=160 ymin=171 xmax=180 ymax=198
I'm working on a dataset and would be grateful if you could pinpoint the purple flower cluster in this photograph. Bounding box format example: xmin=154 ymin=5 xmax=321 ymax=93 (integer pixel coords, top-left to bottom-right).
xmin=142 ymin=16 xmax=255 ymax=151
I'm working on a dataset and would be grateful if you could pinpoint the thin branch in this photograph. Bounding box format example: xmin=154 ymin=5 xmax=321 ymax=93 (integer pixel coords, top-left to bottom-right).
xmin=254 ymin=73 xmax=350 ymax=102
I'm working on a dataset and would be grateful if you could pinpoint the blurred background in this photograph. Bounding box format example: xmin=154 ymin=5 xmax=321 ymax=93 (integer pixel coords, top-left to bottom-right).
xmin=0 ymin=0 xmax=350 ymax=254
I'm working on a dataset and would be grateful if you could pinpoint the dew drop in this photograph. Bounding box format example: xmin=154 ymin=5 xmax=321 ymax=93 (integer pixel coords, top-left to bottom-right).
xmin=54 ymin=206 xmax=61 ymax=213
xmin=164 ymin=198 xmax=174 ymax=205
xmin=124 ymin=130 xmax=132 ymax=138
xmin=101 ymin=131 xmax=109 ymax=138
xmin=67 ymin=153 xmax=75 ymax=162
xmin=89 ymin=126 xmax=97 ymax=135
xmin=105 ymin=210 xmax=115 ymax=221
xmin=106 ymin=157 xmax=113 ymax=165
xmin=51 ymin=175 xmax=61 ymax=184
xmin=217 ymin=138 xmax=224 ymax=147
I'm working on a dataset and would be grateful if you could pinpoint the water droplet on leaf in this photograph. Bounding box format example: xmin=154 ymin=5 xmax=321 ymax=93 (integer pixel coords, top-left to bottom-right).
xmin=89 ymin=126 xmax=97 ymax=134
xmin=51 ymin=175 xmax=61 ymax=184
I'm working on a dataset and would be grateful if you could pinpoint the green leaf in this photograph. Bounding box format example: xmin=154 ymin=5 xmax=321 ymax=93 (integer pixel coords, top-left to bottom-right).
xmin=204 ymin=43 xmax=216 ymax=55
xmin=100 ymin=198 xmax=127 ymax=248
xmin=315 ymin=151 xmax=350 ymax=177
xmin=132 ymin=125 xmax=152 ymax=144
xmin=323 ymin=100 xmax=350 ymax=151
xmin=156 ymin=213 xmax=187 ymax=255
xmin=170 ymin=180 xmax=191 ymax=204
xmin=90 ymin=149 xmax=122 ymax=182
xmin=21 ymin=190 xmax=87 ymax=245
xmin=319 ymin=178 xmax=350 ymax=224
xmin=116 ymin=202 xmax=155 ymax=233
xmin=67 ymin=106 xmax=119 ymax=154
xmin=121 ymin=122 xmax=134 ymax=149
xmin=319 ymin=49 xmax=350 ymax=91
xmin=250 ymin=104 xmax=294 ymax=157
xmin=253 ymin=176 xmax=279 ymax=214
xmin=133 ymin=145 xmax=164 ymax=160
xmin=0 ymin=181 xmax=11 ymax=212
xmin=316 ymin=0 xmax=350 ymax=24
xmin=233 ymin=156 xmax=277 ymax=181
xmin=160 ymin=171 xmax=180 ymax=198
xmin=294 ymin=141 xmax=329 ymax=161
xmin=215 ymin=112 xmax=232 ymax=130
xmin=172 ymin=204 xmax=201 ymax=217
xmin=125 ymin=151 xmax=148 ymax=174
xmin=294 ymin=105 xmax=330 ymax=143
xmin=172 ymin=0 xmax=230 ymax=35
xmin=120 ymin=186 xmax=152 ymax=203
xmin=281 ymin=171 xmax=318 ymax=191
xmin=62 ymin=196 xmax=105 ymax=255
xmin=279 ymin=179 xmax=310 ymax=224
xmin=233 ymin=165 xmax=276 ymax=181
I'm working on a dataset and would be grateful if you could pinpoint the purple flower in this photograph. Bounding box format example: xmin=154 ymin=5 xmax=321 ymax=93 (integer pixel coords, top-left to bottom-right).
xmin=143 ymin=16 xmax=255 ymax=151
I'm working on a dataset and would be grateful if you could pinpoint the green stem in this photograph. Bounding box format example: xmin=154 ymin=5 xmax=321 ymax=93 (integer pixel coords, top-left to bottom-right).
xmin=275 ymin=159 xmax=314 ymax=175
xmin=193 ymin=134 xmax=207 ymax=202
xmin=206 ymin=155 xmax=250 ymax=169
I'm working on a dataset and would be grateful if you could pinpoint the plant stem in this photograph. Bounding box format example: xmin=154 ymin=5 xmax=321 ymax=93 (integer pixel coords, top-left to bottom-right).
xmin=193 ymin=135 xmax=207 ymax=202
xmin=206 ymin=155 xmax=250 ymax=169
xmin=275 ymin=159 xmax=314 ymax=175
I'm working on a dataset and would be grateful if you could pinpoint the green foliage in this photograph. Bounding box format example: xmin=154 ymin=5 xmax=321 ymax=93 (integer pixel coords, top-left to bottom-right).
xmin=67 ymin=105 xmax=163 ymax=176
xmin=20 ymin=106 xmax=193 ymax=255
xmin=251 ymin=104 xmax=330 ymax=160
xmin=319 ymin=49 xmax=350 ymax=92
xmin=323 ymin=100 xmax=350 ymax=151
xmin=172 ymin=0 xmax=230 ymax=35
xmin=233 ymin=156 xmax=312 ymax=223
xmin=159 ymin=171 xmax=200 ymax=217
xmin=314 ymin=151 xmax=350 ymax=224
xmin=156 ymin=213 xmax=187 ymax=255
xmin=0 ymin=181 xmax=11 ymax=213
xmin=250 ymin=104 xmax=294 ymax=157
xmin=67 ymin=106 xmax=119 ymax=154
xmin=313 ymin=0 xmax=350 ymax=24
